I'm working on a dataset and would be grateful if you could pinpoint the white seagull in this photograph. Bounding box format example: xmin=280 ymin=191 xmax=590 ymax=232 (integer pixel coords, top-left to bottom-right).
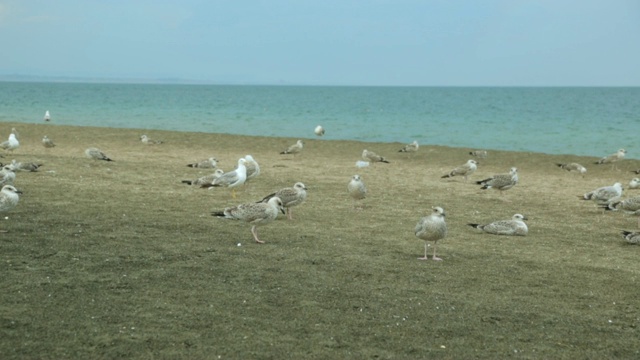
xmin=415 ymin=206 xmax=448 ymax=261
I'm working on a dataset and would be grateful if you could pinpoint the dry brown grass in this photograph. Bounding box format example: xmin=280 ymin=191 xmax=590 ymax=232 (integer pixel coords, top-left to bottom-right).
xmin=1 ymin=122 xmax=640 ymax=359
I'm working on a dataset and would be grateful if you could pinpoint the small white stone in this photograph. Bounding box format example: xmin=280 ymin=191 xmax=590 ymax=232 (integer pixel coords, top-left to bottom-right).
xmin=237 ymin=243 xmax=242 ymax=247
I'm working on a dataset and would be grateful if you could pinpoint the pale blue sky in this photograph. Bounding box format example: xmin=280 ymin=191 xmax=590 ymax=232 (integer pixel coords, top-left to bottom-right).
xmin=1 ymin=0 xmax=638 ymax=86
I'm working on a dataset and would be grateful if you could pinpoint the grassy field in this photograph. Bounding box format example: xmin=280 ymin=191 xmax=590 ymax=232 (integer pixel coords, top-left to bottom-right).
xmin=1 ymin=122 xmax=639 ymax=359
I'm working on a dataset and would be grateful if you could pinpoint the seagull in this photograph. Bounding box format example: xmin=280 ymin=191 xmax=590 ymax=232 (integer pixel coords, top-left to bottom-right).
xmin=441 ymin=160 xmax=478 ymax=182
xmin=280 ymin=140 xmax=304 ymax=156
xmin=85 ymin=147 xmax=113 ymax=161
xmin=212 ymin=196 xmax=285 ymax=244
xmin=0 ymin=185 xmax=22 ymax=233
xmin=555 ymin=162 xmax=587 ymax=175
xmin=140 ymin=134 xmax=163 ymax=145
xmin=632 ymin=169 xmax=640 ymax=175
xmin=347 ymin=175 xmax=367 ymax=209
xmin=580 ymin=182 xmax=623 ymax=204
xmin=621 ymin=230 xmax=640 ymax=245
xmin=602 ymin=195 xmax=640 ymax=227
xmin=595 ymin=149 xmax=626 ymax=169
xmin=10 ymin=128 xmax=18 ymax=140
xmin=362 ymin=149 xmax=390 ymax=164
xmin=42 ymin=135 xmax=56 ymax=148
xmin=44 ymin=110 xmax=51 ymax=122
xmin=243 ymin=155 xmax=260 ymax=181
xmin=10 ymin=159 xmax=43 ymax=172
xmin=314 ymin=125 xmax=325 ymax=136
xmin=181 ymin=169 xmax=224 ymax=186
xmin=415 ymin=206 xmax=448 ymax=261
xmin=476 ymin=167 xmax=518 ymax=195
xmin=0 ymin=165 xmax=16 ymax=186
xmin=0 ymin=133 xmax=19 ymax=152
xmin=469 ymin=150 xmax=488 ymax=159
xmin=187 ymin=157 xmax=218 ymax=169
xmin=468 ymin=214 xmax=528 ymax=236
xmin=629 ymin=178 xmax=640 ymax=189
xmin=202 ymin=158 xmax=247 ymax=198
xmin=398 ymin=141 xmax=419 ymax=155
xmin=259 ymin=182 xmax=307 ymax=220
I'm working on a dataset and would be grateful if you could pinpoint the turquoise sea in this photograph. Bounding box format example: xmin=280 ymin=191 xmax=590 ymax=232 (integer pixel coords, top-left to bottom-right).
xmin=0 ymin=82 xmax=638 ymax=159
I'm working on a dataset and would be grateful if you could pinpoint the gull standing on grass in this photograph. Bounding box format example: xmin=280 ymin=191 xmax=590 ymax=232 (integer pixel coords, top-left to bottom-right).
xmin=476 ymin=167 xmax=518 ymax=195
xmin=580 ymin=182 xmax=623 ymax=204
xmin=595 ymin=149 xmax=626 ymax=169
xmin=398 ymin=141 xmax=419 ymax=156
xmin=0 ymin=185 xmax=22 ymax=233
xmin=280 ymin=140 xmax=304 ymax=156
xmin=602 ymin=195 xmax=640 ymax=227
xmin=243 ymin=155 xmax=260 ymax=181
xmin=85 ymin=147 xmax=113 ymax=161
xmin=629 ymin=178 xmax=640 ymax=189
xmin=362 ymin=149 xmax=390 ymax=164
xmin=187 ymin=157 xmax=218 ymax=169
xmin=202 ymin=158 xmax=247 ymax=198
xmin=414 ymin=206 xmax=448 ymax=261
xmin=260 ymin=182 xmax=307 ymax=220
xmin=621 ymin=230 xmax=640 ymax=245
xmin=0 ymin=133 xmax=19 ymax=152
xmin=555 ymin=162 xmax=587 ymax=175
xmin=468 ymin=214 xmax=528 ymax=236
xmin=181 ymin=169 xmax=224 ymax=186
xmin=212 ymin=196 xmax=285 ymax=244
xmin=441 ymin=160 xmax=478 ymax=182
xmin=42 ymin=135 xmax=56 ymax=148
xmin=0 ymin=165 xmax=16 ymax=186
xmin=347 ymin=175 xmax=367 ymax=209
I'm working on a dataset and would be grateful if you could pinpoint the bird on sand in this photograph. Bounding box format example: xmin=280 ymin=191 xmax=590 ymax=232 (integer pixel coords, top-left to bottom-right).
xmin=181 ymin=169 xmax=225 ymax=186
xmin=362 ymin=149 xmax=390 ymax=164
xmin=201 ymin=158 xmax=247 ymax=198
xmin=414 ymin=206 xmax=448 ymax=261
xmin=42 ymin=135 xmax=56 ymax=148
xmin=398 ymin=140 xmax=419 ymax=155
xmin=555 ymin=162 xmax=587 ymax=175
xmin=212 ymin=196 xmax=285 ymax=244
xmin=621 ymin=230 xmax=640 ymax=245
xmin=0 ymin=133 xmax=19 ymax=152
xmin=476 ymin=167 xmax=518 ymax=195
xmin=467 ymin=214 xmax=528 ymax=236
xmin=187 ymin=157 xmax=218 ymax=169
xmin=441 ymin=160 xmax=478 ymax=182
xmin=280 ymin=140 xmax=304 ymax=156
xmin=347 ymin=175 xmax=367 ymax=209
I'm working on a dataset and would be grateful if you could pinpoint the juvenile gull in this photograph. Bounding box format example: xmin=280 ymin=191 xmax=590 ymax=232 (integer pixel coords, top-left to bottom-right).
xmin=42 ymin=135 xmax=56 ymax=148
xmin=632 ymin=169 xmax=640 ymax=175
xmin=362 ymin=149 xmax=390 ymax=163
xmin=629 ymin=178 xmax=640 ymax=189
xmin=398 ymin=141 xmax=419 ymax=155
xmin=0 ymin=165 xmax=16 ymax=186
xmin=181 ymin=169 xmax=224 ymax=186
xmin=11 ymin=159 xmax=43 ymax=172
xmin=441 ymin=160 xmax=478 ymax=182
xmin=414 ymin=206 xmax=448 ymax=261
xmin=347 ymin=175 xmax=367 ymax=209
xmin=280 ymin=140 xmax=304 ymax=156
xmin=140 ymin=134 xmax=163 ymax=145
xmin=243 ymin=155 xmax=260 ymax=181
xmin=202 ymin=158 xmax=247 ymax=198
xmin=602 ymin=195 xmax=640 ymax=227
xmin=85 ymin=147 xmax=113 ymax=161
xmin=0 ymin=133 xmax=19 ymax=152
xmin=187 ymin=157 xmax=218 ymax=169
xmin=44 ymin=110 xmax=51 ymax=122
xmin=0 ymin=185 xmax=22 ymax=232
xmin=468 ymin=214 xmax=528 ymax=236
xmin=469 ymin=150 xmax=488 ymax=159
xmin=212 ymin=196 xmax=285 ymax=244
xmin=476 ymin=167 xmax=518 ymax=194
xmin=260 ymin=182 xmax=307 ymax=220
xmin=556 ymin=162 xmax=587 ymax=175
xmin=580 ymin=182 xmax=623 ymax=204
xmin=595 ymin=149 xmax=626 ymax=168
xmin=621 ymin=230 xmax=640 ymax=245
xmin=314 ymin=125 xmax=325 ymax=136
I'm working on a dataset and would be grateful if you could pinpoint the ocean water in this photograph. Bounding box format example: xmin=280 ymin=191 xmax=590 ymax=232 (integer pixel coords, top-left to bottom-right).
xmin=0 ymin=82 xmax=638 ymax=159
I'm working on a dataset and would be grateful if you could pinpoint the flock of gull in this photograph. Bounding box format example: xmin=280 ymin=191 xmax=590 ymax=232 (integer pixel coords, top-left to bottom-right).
xmin=1 ymin=118 xmax=639 ymax=258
